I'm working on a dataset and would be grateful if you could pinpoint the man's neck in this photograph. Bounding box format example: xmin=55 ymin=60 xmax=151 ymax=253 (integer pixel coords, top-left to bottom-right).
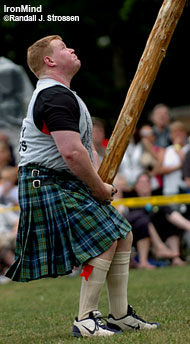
xmin=39 ymin=72 xmax=71 ymax=88
xmin=154 ymin=125 xmax=165 ymax=133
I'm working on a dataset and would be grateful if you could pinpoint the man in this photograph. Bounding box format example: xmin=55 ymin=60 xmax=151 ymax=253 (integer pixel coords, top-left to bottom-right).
xmin=150 ymin=104 xmax=171 ymax=148
xmin=6 ymin=35 xmax=159 ymax=337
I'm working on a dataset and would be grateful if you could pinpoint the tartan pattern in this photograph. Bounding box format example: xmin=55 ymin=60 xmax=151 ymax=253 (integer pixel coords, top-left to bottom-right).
xmin=6 ymin=166 xmax=131 ymax=282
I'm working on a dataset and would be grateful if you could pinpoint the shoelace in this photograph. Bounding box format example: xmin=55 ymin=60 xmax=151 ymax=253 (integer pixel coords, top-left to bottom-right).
xmin=130 ymin=307 xmax=145 ymax=322
xmin=93 ymin=314 xmax=108 ymax=328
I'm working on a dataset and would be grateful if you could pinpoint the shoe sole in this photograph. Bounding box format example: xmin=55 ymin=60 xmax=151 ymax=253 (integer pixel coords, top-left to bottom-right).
xmin=107 ymin=321 xmax=160 ymax=331
xmin=72 ymin=328 xmax=123 ymax=337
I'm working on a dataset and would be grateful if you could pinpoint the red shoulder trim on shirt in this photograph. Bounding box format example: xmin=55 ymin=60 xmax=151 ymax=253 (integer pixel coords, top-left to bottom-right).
xmin=42 ymin=120 xmax=50 ymax=135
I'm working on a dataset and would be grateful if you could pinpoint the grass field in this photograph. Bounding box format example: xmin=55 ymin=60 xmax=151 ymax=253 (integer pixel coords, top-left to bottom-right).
xmin=0 ymin=266 xmax=190 ymax=344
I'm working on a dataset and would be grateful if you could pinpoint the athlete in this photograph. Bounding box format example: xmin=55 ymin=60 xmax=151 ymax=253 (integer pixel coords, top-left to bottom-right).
xmin=6 ymin=35 xmax=159 ymax=337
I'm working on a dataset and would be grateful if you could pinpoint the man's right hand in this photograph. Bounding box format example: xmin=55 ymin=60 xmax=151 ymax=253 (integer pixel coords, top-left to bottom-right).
xmin=91 ymin=183 xmax=117 ymax=203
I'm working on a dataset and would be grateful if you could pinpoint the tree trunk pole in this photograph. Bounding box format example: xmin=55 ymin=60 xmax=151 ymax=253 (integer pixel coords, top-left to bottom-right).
xmin=98 ymin=0 xmax=187 ymax=184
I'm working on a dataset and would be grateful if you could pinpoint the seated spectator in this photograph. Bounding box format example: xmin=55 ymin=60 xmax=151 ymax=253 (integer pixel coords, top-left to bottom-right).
xmin=114 ymin=173 xmax=190 ymax=268
xmin=0 ymin=166 xmax=18 ymax=205
xmin=0 ymin=133 xmax=16 ymax=166
xmin=0 ymin=165 xmax=19 ymax=283
xmin=113 ymin=173 xmax=177 ymax=269
xmin=149 ymin=104 xmax=171 ymax=148
xmin=139 ymin=124 xmax=165 ymax=194
xmin=183 ymin=148 xmax=190 ymax=190
xmin=0 ymin=140 xmax=14 ymax=176
xmin=0 ymin=210 xmax=18 ymax=283
xmin=159 ymin=121 xmax=190 ymax=195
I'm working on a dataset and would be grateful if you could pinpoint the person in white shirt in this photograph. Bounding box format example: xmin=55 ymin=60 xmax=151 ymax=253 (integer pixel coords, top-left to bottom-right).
xmin=160 ymin=121 xmax=189 ymax=195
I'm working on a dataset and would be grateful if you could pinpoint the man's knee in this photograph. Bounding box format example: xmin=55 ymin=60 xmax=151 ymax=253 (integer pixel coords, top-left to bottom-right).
xmin=109 ymin=241 xmax=118 ymax=256
xmin=97 ymin=240 xmax=118 ymax=260
xmin=117 ymin=230 xmax=133 ymax=252
xmin=127 ymin=231 xmax=133 ymax=246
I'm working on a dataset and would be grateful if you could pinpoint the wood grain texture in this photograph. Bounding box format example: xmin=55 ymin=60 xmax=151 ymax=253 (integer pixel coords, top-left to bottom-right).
xmin=98 ymin=0 xmax=187 ymax=183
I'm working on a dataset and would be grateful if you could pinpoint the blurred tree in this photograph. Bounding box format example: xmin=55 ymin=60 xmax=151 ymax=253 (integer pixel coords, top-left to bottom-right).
xmin=0 ymin=0 xmax=189 ymax=130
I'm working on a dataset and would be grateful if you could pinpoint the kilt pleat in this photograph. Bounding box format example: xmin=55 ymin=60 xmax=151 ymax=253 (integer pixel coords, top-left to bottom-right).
xmin=6 ymin=166 xmax=131 ymax=282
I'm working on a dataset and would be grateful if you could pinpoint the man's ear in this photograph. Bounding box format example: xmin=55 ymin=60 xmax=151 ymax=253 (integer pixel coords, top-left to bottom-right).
xmin=44 ymin=56 xmax=56 ymax=67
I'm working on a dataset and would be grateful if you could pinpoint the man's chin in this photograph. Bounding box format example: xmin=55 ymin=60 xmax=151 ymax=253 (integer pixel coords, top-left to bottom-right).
xmin=74 ymin=60 xmax=81 ymax=72
xmin=77 ymin=60 xmax=81 ymax=68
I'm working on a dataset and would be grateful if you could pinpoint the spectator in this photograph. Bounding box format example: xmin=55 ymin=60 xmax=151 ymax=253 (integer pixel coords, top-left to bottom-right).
xmin=0 ymin=166 xmax=18 ymax=205
xmin=150 ymin=104 xmax=171 ymax=148
xmin=0 ymin=208 xmax=18 ymax=283
xmin=183 ymin=148 xmax=190 ymax=190
xmin=114 ymin=173 xmax=177 ymax=269
xmin=134 ymin=173 xmax=190 ymax=266
xmin=0 ymin=140 xmax=12 ymax=172
xmin=128 ymin=173 xmax=182 ymax=268
xmin=113 ymin=173 xmax=132 ymax=215
xmin=139 ymin=124 xmax=165 ymax=194
xmin=159 ymin=121 xmax=190 ymax=195
xmin=92 ymin=117 xmax=108 ymax=163
xmin=115 ymin=173 xmax=190 ymax=267
xmin=0 ymin=165 xmax=19 ymax=283
xmin=0 ymin=132 xmax=16 ymax=166
xmin=120 ymin=129 xmax=144 ymax=187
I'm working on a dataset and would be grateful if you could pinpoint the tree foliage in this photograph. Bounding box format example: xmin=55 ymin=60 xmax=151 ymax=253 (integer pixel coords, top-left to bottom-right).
xmin=0 ymin=0 xmax=189 ymax=130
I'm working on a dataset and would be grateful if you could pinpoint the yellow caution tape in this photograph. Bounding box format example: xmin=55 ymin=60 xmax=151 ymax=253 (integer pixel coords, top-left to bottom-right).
xmin=0 ymin=205 xmax=20 ymax=213
xmin=112 ymin=193 xmax=190 ymax=208
xmin=1 ymin=193 xmax=190 ymax=212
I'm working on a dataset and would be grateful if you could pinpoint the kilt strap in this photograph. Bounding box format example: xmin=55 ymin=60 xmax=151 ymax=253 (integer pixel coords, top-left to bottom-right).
xmin=19 ymin=165 xmax=79 ymax=189
xmin=32 ymin=178 xmax=55 ymax=188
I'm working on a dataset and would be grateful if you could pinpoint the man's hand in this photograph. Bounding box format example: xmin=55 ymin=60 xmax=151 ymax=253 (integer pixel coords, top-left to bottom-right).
xmin=91 ymin=183 xmax=117 ymax=203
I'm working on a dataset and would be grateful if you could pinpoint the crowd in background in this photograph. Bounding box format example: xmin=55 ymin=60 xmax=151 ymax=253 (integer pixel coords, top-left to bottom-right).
xmin=0 ymin=103 xmax=190 ymax=283
xmin=0 ymin=134 xmax=19 ymax=283
xmin=93 ymin=104 xmax=190 ymax=270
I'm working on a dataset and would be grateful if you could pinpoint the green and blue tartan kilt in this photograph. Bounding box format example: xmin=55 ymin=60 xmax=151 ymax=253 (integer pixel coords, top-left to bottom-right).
xmin=6 ymin=165 xmax=131 ymax=282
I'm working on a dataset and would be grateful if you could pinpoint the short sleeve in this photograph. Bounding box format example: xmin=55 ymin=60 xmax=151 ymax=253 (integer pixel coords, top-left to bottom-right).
xmin=33 ymin=85 xmax=80 ymax=133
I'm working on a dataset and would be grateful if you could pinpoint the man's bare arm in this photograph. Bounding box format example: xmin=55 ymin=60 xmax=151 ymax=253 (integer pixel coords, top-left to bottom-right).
xmin=51 ymin=130 xmax=114 ymax=202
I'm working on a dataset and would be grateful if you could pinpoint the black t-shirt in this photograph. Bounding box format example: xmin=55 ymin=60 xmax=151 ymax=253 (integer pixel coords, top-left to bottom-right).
xmin=33 ymin=85 xmax=80 ymax=134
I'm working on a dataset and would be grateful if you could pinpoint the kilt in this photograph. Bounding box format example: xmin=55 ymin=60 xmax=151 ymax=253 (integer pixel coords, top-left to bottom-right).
xmin=6 ymin=165 xmax=131 ymax=282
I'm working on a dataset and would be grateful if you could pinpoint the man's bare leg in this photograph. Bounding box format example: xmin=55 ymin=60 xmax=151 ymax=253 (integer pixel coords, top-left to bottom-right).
xmin=148 ymin=223 xmax=178 ymax=259
xmin=166 ymin=235 xmax=186 ymax=266
xmin=166 ymin=211 xmax=190 ymax=231
xmin=136 ymin=237 xmax=156 ymax=270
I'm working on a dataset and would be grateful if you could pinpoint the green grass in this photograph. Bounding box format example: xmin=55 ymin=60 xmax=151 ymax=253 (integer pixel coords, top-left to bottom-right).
xmin=0 ymin=266 xmax=190 ymax=344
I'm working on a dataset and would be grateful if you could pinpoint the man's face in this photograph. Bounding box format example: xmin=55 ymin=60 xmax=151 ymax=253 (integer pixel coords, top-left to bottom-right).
xmin=152 ymin=107 xmax=170 ymax=129
xmin=49 ymin=39 xmax=81 ymax=74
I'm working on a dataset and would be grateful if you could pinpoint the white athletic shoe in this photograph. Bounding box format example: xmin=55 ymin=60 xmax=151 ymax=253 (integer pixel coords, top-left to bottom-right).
xmin=72 ymin=310 xmax=122 ymax=337
xmin=107 ymin=305 xmax=160 ymax=331
xmin=0 ymin=275 xmax=10 ymax=284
